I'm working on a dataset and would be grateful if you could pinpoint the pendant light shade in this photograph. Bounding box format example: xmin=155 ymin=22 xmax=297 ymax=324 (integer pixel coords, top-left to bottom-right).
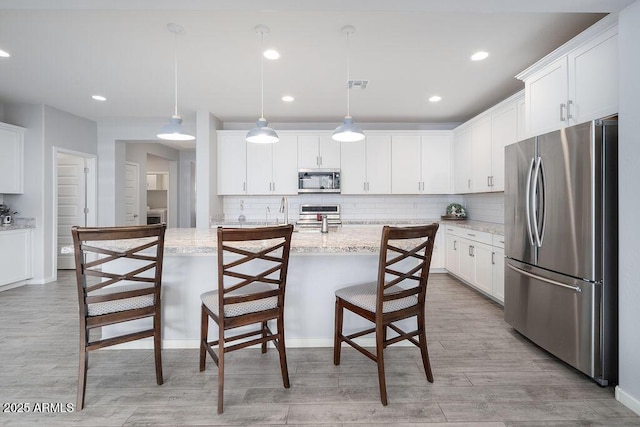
xmin=246 ymin=118 xmax=279 ymax=144
xmin=333 ymin=25 xmax=365 ymax=143
xmin=158 ymin=23 xmax=194 ymax=141
xmin=246 ymin=25 xmax=279 ymax=144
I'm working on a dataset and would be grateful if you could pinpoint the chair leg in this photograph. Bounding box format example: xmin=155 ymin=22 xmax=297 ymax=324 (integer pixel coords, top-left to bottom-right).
xmin=418 ymin=311 xmax=434 ymax=383
xmin=261 ymin=320 xmax=268 ymax=354
xmin=153 ymin=310 xmax=163 ymax=385
xmin=77 ymin=334 xmax=88 ymax=410
xmin=333 ymin=298 xmax=343 ymax=366
xmin=217 ymin=321 xmax=225 ymax=414
xmin=199 ymin=305 xmax=208 ymax=372
xmin=375 ymin=322 xmax=388 ymax=406
xmin=277 ymin=315 xmax=290 ymax=388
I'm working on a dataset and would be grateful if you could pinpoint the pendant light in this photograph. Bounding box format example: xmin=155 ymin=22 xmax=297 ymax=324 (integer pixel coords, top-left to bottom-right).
xmin=332 ymin=25 xmax=365 ymax=143
xmin=246 ymin=25 xmax=279 ymax=144
xmin=158 ymin=23 xmax=194 ymax=141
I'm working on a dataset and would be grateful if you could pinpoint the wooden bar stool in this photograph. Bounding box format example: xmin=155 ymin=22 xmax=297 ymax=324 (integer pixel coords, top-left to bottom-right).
xmin=71 ymin=223 xmax=166 ymax=410
xmin=199 ymin=224 xmax=294 ymax=414
xmin=333 ymin=223 xmax=439 ymax=405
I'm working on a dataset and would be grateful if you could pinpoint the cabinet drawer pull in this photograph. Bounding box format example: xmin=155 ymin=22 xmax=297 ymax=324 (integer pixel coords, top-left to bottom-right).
xmin=492 ymin=252 xmax=495 ymax=265
xmin=567 ymin=100 xmax=573 ymax=120
xmin=560 ymin=103 xmax=566 ymax=121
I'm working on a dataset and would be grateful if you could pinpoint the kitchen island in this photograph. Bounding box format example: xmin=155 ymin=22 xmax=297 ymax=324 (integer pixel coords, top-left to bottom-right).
xmin=106 ymin=221 xmax=501 ymax=349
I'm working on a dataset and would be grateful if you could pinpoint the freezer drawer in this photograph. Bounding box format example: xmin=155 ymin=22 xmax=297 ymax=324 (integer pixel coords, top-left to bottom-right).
xmin=504 ymin=259 xmax=611 ymax=385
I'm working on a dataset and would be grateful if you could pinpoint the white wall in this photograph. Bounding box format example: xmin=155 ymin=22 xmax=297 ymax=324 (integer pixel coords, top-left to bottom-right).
xmin=616 ymin=0 xmax=640 ymax=415
xmin=178 ymin=149 xmax=196 ymax=228
xmin=3 ymin=104 xmax=97 ymax=283
xmin=195 ymin=111 xmax=223 ymax=228
xmin=125 ymin=143 xmax=180 ymax=227
xmin=97 ymin=118 xmax=194 ymax=226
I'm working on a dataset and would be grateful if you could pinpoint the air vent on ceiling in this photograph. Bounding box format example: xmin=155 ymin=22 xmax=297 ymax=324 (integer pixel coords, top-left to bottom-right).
xmin=348 ymin=80 xmax=368 ymax=90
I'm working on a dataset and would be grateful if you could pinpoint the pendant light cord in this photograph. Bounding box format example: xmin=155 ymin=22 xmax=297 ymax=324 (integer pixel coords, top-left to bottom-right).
xmin=346 ymin=30 xmax=351 ymax=117
xmin=260 ymin=30 xmax=265 ymax=120
xmin=173 ymin=30 xmax=179 ymax=117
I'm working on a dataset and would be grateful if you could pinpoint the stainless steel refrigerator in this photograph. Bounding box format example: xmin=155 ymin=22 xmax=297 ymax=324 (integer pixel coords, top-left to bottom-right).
xmin=504 ymin=118 xmax=617 ymax=386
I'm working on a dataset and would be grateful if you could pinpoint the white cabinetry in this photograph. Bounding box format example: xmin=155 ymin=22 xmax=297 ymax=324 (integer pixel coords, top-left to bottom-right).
xmin=490 ymin=102 xmax=519 ymax=192
xmin=146 ymin=173 xmax=168 ymax=190
xmin=453 ymin=92 xmax=523 ymax=194
xmin=0 ymin=122 xmax=25 ymax=194
xmin=392 ymin=132 xmax=451 ymax=194
xmin=0 ymin=229 xmax=32 ymax=289
xmin=453 ymin=126 xmax=472 ymax=193
xmin=471 ymin=115 xmax=493 ymax=193
xmin=519 ymin=18 xmax=618 ymax=137
xmin=298 ymin=134 xmax=341 ymax=169
xmin=247 ymin=134 xmax=298 ymax=195
xmin=217 ymin=132 xmax=247 ymax=195
xmin=341 ymin=134 xmax=391 ymax=194
xmin=444 ymin=225 xmax=504 ymax=304
xmin=430 ymin=230 xmax=445 ymax=271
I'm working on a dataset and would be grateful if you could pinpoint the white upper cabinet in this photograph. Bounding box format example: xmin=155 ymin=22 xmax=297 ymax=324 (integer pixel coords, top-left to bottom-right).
xmin=0 ymin=122 xmax=25 ymax=194
xmin=391 ymin=135 xmax=421 ymax=194
xmin=452 ymin=91 xmax=522 ymax=194
xmin=568 ymin=26 xmax=618 ymax=125
xmin=342 ymin=134 xmax=392 ymax=195
xmin=518 ymin=16 xmax=618 ymax=137
xmin=471 ymin=115 xmax=493 ymax=193
xmin=420 ymin=133 xmax=452 ymax=194
xmin=298 ymin=133 xmax=340 ymax=169
xmin=245 ymin=133 xmax=298 ymax=195
xmin=491 ymin=102 xmax=519 ymax=192
xmin=391 ymin=132 xmax=451 ymax=194
xmin=217 ymin=132 xmax=247 ymax=195
xmin=453 ymin=126 xmax=473 ymax=193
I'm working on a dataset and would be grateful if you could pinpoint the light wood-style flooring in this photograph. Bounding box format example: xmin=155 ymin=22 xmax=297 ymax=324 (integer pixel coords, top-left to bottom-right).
xmin=1 ymin=271 xmax=638 ymax=426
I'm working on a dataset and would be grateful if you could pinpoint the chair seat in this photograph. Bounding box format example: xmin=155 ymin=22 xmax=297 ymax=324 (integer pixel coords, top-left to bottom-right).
xmin=201 ymin=283 xmax=278 ymax=318
xmin=335 ymin=282 xmax=418 ymax=314
xmin=87 ymin=285 xmax=155 ymax=316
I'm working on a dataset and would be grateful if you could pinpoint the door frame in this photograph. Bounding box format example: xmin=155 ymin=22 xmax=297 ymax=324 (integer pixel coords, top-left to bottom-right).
xmin=125 ymin=161 xmax=141 ymax=226
xmin=53 ymin=147 xmax=97 ymax=275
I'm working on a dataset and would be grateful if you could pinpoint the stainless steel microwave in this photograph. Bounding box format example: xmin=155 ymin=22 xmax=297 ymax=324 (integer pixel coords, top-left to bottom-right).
xmin=298 ymin=169 xmax=341 ymax=193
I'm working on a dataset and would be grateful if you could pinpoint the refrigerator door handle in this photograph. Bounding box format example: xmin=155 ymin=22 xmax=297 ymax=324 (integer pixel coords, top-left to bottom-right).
xmin=531 ymin=156 xmax=543 ymax=247
xmin=507 ymin=263 xmax=582 ymax=293
xmin=525 ymin=157 xmax=535 ymax=246
xmin=538 ymin=157 xmax=546 ymax=246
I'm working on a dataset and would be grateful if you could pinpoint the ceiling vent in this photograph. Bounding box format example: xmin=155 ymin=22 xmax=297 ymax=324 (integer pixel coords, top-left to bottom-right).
xmin=348 ymin=80 xmax=368 ymax=90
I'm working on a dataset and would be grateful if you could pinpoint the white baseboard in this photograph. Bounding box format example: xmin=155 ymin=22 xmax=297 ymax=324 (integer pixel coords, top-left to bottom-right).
xmin=0 ymin=281 xmax=27 ymax=292
xmin=616 ymin=386 xmax=640 ymax=416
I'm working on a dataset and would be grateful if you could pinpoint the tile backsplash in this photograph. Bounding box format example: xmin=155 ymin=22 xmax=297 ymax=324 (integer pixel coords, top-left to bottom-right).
xmin=221 ymin=193 xmax=504 ymax=224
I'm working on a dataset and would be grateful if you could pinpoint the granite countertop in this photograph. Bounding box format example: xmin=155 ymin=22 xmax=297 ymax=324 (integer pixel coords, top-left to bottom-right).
xmin=439 ymin=219 xmax=504 ymax=235
xmin=166 ymin=219 xmax=503 ymax=255
xmin=0 ymin=217 xmax=36 ymax=232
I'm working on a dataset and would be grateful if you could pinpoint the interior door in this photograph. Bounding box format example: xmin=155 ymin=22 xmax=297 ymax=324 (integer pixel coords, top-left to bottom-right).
xmin=57 ymin=153 xmax=86 ymax=269
xmin=125 ymin=162 xmax=140 ymax=226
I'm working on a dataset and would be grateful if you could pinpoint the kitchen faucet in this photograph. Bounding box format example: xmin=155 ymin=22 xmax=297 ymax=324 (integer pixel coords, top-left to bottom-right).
xmin=279 ymin=196 xmax=288 ymax=225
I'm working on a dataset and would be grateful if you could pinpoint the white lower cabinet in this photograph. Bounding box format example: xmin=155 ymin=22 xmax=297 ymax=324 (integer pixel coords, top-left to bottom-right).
xmin=444 ymin=225 xmax=504 ymax=304
xmin=0 ymin=229 xmax=32 ymax=288
xmin=430 ymin=230 xmax=445 ymax=270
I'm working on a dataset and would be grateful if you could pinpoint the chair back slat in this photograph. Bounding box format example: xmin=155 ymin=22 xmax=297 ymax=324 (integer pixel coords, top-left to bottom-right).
xmin=72 ymin=223 xmax=166 ymax=312
xmin=376 ymin=224 xmax=439 ymax=314
xmin=217 ymin=225 xmax=293 ymax=315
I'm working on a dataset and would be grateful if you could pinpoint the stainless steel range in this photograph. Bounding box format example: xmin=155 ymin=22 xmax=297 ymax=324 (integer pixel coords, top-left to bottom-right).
xmin=296 ymin=204 xmax=341 ymax=229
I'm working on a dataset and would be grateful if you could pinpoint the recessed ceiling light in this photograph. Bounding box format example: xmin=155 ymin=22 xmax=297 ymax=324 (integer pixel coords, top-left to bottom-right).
xmin=471 ymin=51 xmax=489 ymax=61
xmin=263 ymin=49 xmax=280 ymax=60
xmin=429 ymin=95 xmax=442 ymax=102
xmin=0 ymin=49 xmax=10 ymax=58
xmin=282 ymin=95 xmax=294 ymax=102
xmin=91 ymin=95 xmax=107 ymax=101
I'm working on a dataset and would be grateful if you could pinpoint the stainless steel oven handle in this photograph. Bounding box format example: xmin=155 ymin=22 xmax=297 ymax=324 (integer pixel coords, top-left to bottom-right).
xmin=525 ymin=157 xmax=535 ymax=247
xmin=507 ymin=264 xmax=582 ymax=293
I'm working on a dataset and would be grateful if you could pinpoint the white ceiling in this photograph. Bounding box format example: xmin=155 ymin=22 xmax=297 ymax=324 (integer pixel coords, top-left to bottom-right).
xmin=0 ymin=0 xmax=634 ymax=140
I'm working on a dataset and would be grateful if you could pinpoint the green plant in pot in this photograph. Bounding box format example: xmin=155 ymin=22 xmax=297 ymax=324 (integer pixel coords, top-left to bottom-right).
xmin=445 ymin=203 xmax=466 ymax=218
